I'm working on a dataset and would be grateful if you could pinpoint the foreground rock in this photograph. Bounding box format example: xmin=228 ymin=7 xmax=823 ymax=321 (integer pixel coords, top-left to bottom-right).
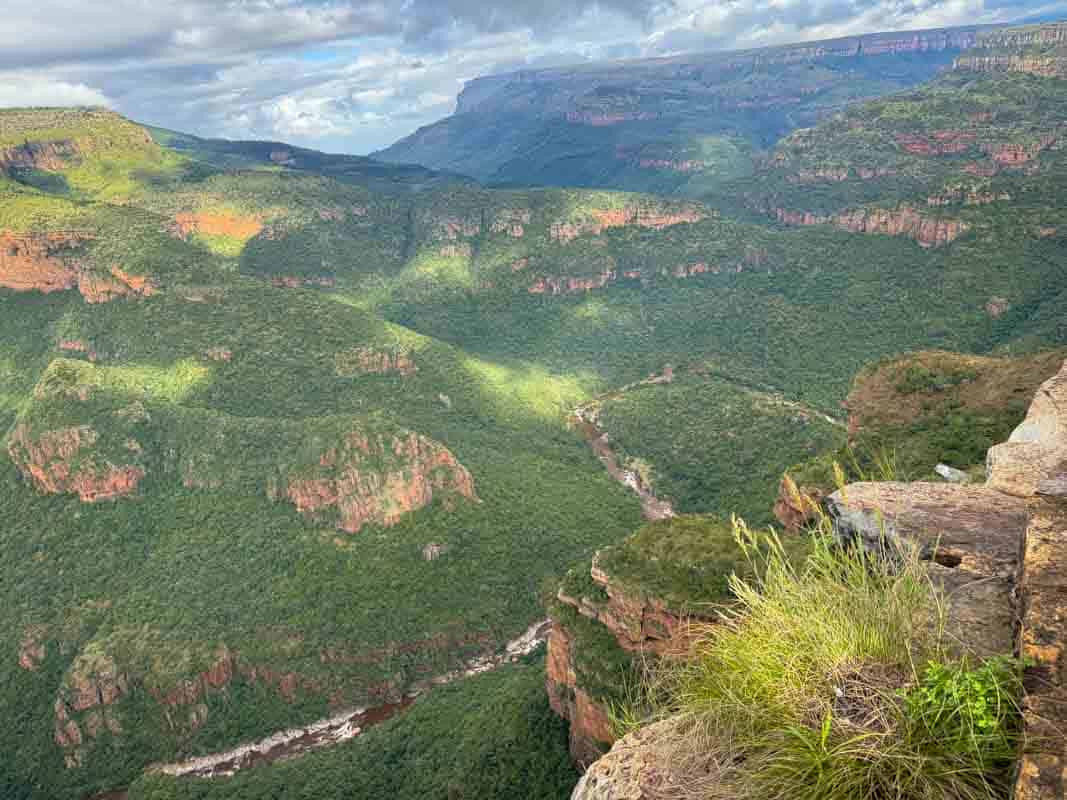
xmin=827 ymin=482 xmax=1028 ymax=656
xmin=574 ymin=359 xmax=1067 ymax=800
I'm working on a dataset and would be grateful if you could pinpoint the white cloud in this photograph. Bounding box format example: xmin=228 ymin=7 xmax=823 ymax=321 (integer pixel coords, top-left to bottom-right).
xmin=0 ymin=0 xmax=1056 ymax=152
xmin=0 ymin=78 xmax=111 ymax=108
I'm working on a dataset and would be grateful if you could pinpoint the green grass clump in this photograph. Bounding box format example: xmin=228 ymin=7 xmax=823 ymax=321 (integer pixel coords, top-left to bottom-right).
xmin=638 ymin=515 xmax=1025 ymax=800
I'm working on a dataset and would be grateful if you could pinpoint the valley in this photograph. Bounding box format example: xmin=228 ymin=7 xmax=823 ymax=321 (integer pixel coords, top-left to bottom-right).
xmin=0 ymin=18 xmax=1065 ymax=800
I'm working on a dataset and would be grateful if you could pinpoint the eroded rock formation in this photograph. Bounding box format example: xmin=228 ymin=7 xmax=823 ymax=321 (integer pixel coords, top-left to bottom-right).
xmin=282 ymin=430 xmax=477 ymax=534
xmin=550 ymin=206 xmax=705 ymax=244
xmin=0 ymin=231 xmax=157 ymax=302
xmin=7 ymin=424 xmax=145 ymax=502
xmin=775 ymin=205 xmax=969 ymax=247
xmin=548 ymin=541 xmax=721 ymax=765
xmin=334 ymin=347 xmax=417 ymax=377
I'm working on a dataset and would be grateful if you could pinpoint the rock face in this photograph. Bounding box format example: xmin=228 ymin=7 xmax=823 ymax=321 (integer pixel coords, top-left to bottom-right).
xmin=0 ymin=231 xmax=85 ymax=293
xmin=775 ymin=205 xmax=969 ymax=247
xmin=0 ymin=230 xmax=157 ymax=302
xmin=827 ymin=482 xmax=1027 ymax=656
xmin=548 ymin=518 xmax=733 ymax=766
xmin=1015 ymin=500 xmax=1067 ymax=800
xmin=987 ymin=365 xmax=1067 ymax=498
xmin=6 ymin=424 xmax=145 ymax=503
xmin=0 ymin=140 xmax=81 ymax=171
xmin=334 ymin=347 xmax=417 ymax=377
xmin=377 ymin=25 xmax=981 ymax=185
xmin=546 ymin=624 xmax=617 ymax=767
xmin=282 ymin=430 xmax=477 ymax=534
xmin=571 ymin=717 xmax=708 ymax=800
xmin=549 ymin=206 xmax=706 ymax=244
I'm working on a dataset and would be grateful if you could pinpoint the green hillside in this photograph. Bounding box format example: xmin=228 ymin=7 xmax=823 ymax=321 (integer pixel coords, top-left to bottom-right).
xmin=2 ymin=22 xmax=1067 ymax=799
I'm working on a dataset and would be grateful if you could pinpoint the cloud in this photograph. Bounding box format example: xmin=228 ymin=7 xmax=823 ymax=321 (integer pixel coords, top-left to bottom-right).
xmin=0 ymin=0 xmax=1058 ymax=153
xmin=0 ymin=77 xmax=111 ymax=108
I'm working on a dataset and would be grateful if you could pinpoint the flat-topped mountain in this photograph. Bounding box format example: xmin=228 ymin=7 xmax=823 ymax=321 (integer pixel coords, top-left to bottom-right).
xmin=375 ymin=24 xmax=1006 ymax=191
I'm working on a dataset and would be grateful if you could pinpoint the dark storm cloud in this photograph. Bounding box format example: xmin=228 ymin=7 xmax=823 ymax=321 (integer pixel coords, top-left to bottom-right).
xmin=0 ymin=0 xmax=1061 ymax=152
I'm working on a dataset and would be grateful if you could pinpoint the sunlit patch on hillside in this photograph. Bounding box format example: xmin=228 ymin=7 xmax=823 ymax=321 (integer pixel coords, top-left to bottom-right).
xmin=463 ymin=356 xmax=595 ymax=422
xmin=36 ymin=357 xmax=212 ymax=404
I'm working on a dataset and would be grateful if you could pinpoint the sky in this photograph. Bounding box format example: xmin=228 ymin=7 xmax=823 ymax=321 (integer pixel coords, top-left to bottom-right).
xmin=0 ymin=0 xmax=1063 ymax=154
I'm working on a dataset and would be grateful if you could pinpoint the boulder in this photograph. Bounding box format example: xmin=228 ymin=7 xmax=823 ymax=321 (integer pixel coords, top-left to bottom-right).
xmin=827 ymin=482 xmax=1028 ymax=656
xmin=571 ymin=717 xmax=730 ymax=800
xmin=987 ymin=362 xmax=1067 ymax=498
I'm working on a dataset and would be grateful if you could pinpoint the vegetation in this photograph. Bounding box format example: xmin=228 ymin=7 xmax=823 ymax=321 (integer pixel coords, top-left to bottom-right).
xmin=127 ymin=660 xmax=579 ymax=800
xmin=596 ymin=375 xmax=844 ymax=524
xmin=785 ymin=350 xmax=1066 ymax=492
xmin=2 ymin=31 xmax=1065 ymax=796
xmin=632 ymin=517 xmax=1025 ymax=800
xmin=375 ymin=40 xmax=966 ymax=192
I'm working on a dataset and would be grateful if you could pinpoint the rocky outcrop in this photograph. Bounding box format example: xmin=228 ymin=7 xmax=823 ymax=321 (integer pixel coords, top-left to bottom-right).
xmin=0 ymin=231 xmax=85 ymax=293
xmin=773 ymin=474 xmax=826 ymax=532
xmin=566 ymin=111 xmax=661 ymax=126
xmin=983 ymin=134 xmax=1059 ymax=166
xmin=828 ymin=482 xmax=1027 ymax=656
xmin=1015 ymin=500 xmax=1067 ymax=800
xmin=987 ymin=363 xmax=1067 ymax=498
xmin=955 ymin=54 xmax=1067 ymax=79
xmin=0 ymin=231 xmax=156 ymax=302
xmin=579 ymin=361 xmax=1067 ymax=799
xmin=78 ymin=265 xmax=158 ymax=303
xmin=546 ymin=624 xmax=617 ymax=767
xmin=927 ymin=187 xmax=1011 ymax=206
xmin=6 ymin=424 xmax=145 ymax=503
xmin=53 ymin=654 xmax=129 ymax=767
xmin=828 ymin=359 xmax=1067 ymax=798
xmin=0 ymin=139 xmax=80 ymax=171
xmin=776 ymin=206 xmax=969 ymax=247
xmin=548 ymin=518 xmax=733 ymax=765
xmin=896 ymin=130 xmax=977 ymax=155
xmin=550 ymin=206 xmax=706 ymax=244
xmin=281 ymin=430 xmax=477 ymax=534
xmin=786 ymin=165 xmax=896 ymax=183
xmin=571 ymin=717 xmax=711 ymax=800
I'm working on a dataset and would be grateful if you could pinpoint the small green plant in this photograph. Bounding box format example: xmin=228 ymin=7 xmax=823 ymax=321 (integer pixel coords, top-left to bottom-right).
xmin=905 ymin=657 xmax=1025 ymax=771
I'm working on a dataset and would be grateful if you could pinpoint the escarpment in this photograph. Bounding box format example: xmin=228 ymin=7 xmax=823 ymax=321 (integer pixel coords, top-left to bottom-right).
xmin=6 ymin=424 xmax=146 ymax=503
xmin=8 ymin=360 xmax=476 ymax=534
xmin=279 ymin=430 xmax=477 ymax=534
xmin=774 ymin=205 xmax=969 ymax=246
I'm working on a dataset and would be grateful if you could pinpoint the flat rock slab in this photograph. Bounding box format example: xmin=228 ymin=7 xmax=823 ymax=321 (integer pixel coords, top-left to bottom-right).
xmin=828 ymin=482 xmax=1029 ymax=656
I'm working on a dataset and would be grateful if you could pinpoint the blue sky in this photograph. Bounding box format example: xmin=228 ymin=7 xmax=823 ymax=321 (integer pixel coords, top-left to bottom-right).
xmin=0 ymin=0 xmax=1063 ymax=154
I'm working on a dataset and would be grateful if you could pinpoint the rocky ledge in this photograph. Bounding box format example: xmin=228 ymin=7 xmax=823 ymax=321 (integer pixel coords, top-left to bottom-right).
xmin=573 ymin=360 xmax=1067 ymax=800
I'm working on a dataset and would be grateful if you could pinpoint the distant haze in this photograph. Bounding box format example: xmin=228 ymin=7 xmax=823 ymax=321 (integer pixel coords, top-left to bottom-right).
xmin=0 ymin=0 xmax=1064 ymax=153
